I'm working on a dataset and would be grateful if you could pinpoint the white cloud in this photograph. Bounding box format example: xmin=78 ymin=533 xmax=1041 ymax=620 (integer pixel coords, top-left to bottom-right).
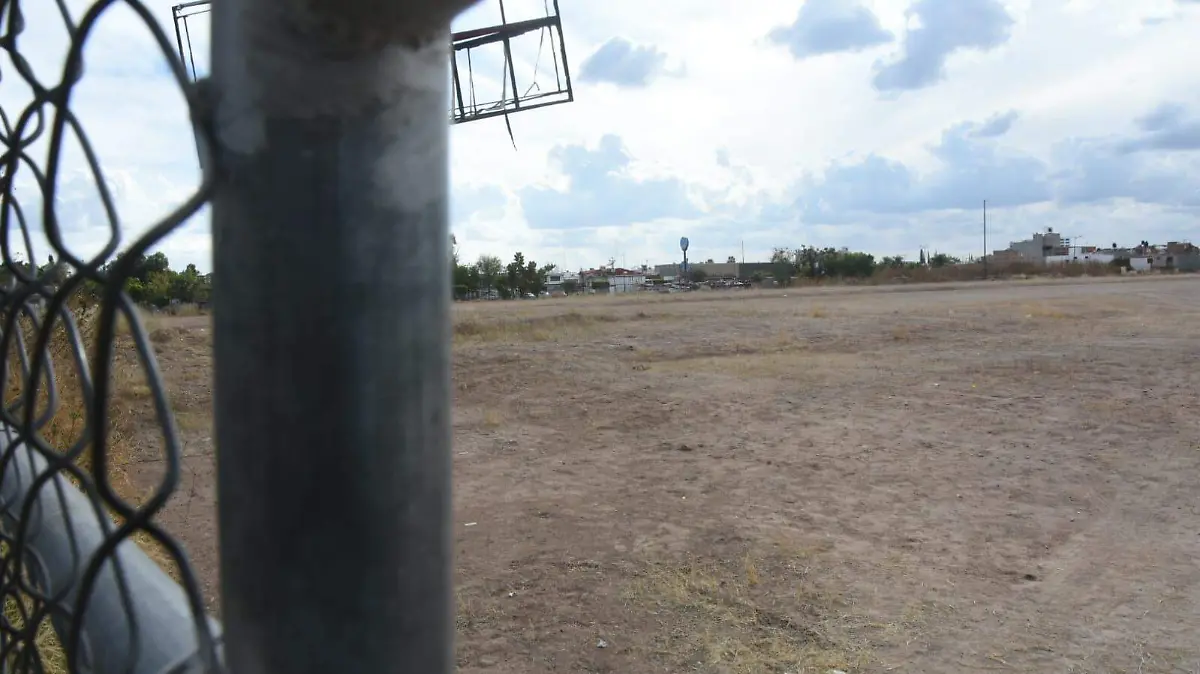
xmin=6 ymin=0 xmax=1200 ymax=273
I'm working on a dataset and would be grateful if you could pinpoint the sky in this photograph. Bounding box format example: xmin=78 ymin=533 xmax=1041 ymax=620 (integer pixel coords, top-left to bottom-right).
xmin=4 ymin=0 xmax=1200 ymax=274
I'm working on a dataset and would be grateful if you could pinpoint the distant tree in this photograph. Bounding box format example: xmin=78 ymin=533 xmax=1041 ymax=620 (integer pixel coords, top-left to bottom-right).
xmin=881 ymin=255 xmax=906 ymax=268
xmin=929 ymin=253 xmax=960 ymax=268
xmin=688 ymin=269 xmax=708 ymax=283
xmin=475 ymin=254 xmax=503 ymax=293
xmin=726 ymin=255 xmax=737 ymax=264
xmin=500 ymin=253 xmax=553 ymax=296
xmin=140 ymin=270 xmax=173 ymax=307
xmin=793 ymin=246 xmax=820 ymax=279
xmin=822 ymin=249 xmax=876 ymax=278
xmin=562 ymin=279 xmax=578 ymax=294
xmin=168 ymin=263 xmax=202 ymax=302
xmin=505 ymin=252 xmax=525 ymax=294
xmin=770 ymin=247 xmax=795 ymax=285
xmin=140 ymin=252 xmax=170 ymax=280
xmin=704 ymin=258 xmax=714 ymax=264
xmin=452 ymin=262 xmax=477 ymax=297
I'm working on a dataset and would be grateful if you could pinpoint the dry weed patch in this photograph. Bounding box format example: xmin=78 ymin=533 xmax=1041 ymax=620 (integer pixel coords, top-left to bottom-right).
xmin=623 ymin=554 xmax=871 ymax=673
xmin=454 ymin=309 xmax=663 ymax=343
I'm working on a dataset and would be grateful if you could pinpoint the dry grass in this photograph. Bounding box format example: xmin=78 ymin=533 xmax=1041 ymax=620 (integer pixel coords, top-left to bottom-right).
xmin=454 ymin=310 xmax=619 ymax=343
xmin=638 ymin=332 xmax=871 ymax=381
xmin=1019 ymin=302 xmax=1076 ymax=320
xmin=656 ymin=351 xmax=868 ymax=380
xmin=453 ymin=309 xmax=663 ymax=343
xmin=481 ymin=408 xmax=503 ymax=428
xmin=1 ymin=551 xmax=68 ymax=674
xmin=623 ymin=554 xmax=870 ymax=673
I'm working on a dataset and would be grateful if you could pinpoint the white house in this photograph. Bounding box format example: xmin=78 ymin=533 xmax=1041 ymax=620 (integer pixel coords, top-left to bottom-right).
xmin=546 ymin=270 xmax=580 ymax=293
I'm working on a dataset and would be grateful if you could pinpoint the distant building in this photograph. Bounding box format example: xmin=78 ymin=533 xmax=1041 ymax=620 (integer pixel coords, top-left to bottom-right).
xmin=1126 ymin=242 xmax=1200 ymax=272
xmin=546 ymin=270 xmax=579 ymax=293
xmin=1000 ymin=228 xmax=1067 ymax=261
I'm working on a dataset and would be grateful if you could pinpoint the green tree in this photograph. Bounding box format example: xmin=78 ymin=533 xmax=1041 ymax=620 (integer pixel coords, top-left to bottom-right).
xmin=822 ymin=249 xmax=876 ymax=278
xmin=688 ymin=268 xmax=708 ymax=283
xmin=793 ymin=246 xmax=821 ymax=279
xmin=452 ymin=263 xmax=477 ymax=298
xmin=506 ymin=252 xmax=525 ymax=295
xmin=929 ymin=253 xmax=960 ymax=268
xmin=770 ymin=247 xmax=795 ymax=284
xmin=141 ymin=270 xmax=173 ymax=307
xmin=475 ymin=254 xmax=503 ymax=294
xmin=168 ymin=265 xmax=201 ymax=303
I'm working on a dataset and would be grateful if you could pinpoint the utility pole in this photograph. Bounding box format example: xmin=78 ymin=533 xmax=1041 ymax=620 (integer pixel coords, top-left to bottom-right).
xmin=982 ymin=199 xmax=988 ymax=279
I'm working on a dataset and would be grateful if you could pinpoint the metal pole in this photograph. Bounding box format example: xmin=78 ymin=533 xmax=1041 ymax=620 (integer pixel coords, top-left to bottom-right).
xmin=983 ymin=199 xmax=988 ymax=278
xmin=209 ymin=1 xmax=476 ymax=671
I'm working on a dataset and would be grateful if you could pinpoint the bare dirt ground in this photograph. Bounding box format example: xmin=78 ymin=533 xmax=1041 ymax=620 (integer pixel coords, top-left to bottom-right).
xmin=130 ymin=275 xmax=1200 ymax=673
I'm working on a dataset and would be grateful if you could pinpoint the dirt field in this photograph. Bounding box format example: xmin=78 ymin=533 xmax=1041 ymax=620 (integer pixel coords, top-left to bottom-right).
xmin=132 ymin=275 xmax=1200 ymax=673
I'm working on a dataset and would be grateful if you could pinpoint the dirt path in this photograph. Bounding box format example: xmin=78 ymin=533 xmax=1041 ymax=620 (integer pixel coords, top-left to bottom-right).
xmin=134 ymin=276 xmax=1200 ymax=673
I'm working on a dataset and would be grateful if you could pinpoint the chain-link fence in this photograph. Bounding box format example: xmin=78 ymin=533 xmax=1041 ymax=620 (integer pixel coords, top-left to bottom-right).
xmin=0 ymin=0 xmax=465 ymax=671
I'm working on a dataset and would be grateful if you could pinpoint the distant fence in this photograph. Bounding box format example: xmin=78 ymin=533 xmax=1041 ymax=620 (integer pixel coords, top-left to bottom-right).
xmin=0 ymin=1 xmax=465 ymax=672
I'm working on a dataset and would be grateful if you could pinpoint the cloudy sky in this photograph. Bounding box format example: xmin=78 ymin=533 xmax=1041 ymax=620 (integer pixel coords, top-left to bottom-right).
xmin=5 ymin=0 xmax=1200 ymax=273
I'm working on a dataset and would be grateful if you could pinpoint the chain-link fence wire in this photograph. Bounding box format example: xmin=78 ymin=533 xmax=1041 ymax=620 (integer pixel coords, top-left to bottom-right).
xmin=0 ymin=0 xmax=219 ymax=671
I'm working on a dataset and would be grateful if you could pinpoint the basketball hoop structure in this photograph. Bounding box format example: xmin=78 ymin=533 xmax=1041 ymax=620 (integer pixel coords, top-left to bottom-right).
xmin=449 ymin=0 xmax=574 ymax=125
xmin=170 ymin=0 xmax=574 ymax=128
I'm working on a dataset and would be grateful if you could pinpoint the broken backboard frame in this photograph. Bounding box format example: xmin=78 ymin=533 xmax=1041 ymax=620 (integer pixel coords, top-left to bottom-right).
xmin=170 ymin=0 xmax=575 ymax=127
xmin=450 ymin=0 xmax=574 ymax=124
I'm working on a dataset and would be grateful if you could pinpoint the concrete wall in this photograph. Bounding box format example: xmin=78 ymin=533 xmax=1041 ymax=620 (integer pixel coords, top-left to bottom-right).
xmin=1045 ymin=252 xmax=1115 ymax=265
xmin=1130 ymin=257 xmax=1153 ymax=271
xmin=1172 ymin=252 xmax=1200 ymax=271
xmin=737 ymin=262 xmax=775 ymax=278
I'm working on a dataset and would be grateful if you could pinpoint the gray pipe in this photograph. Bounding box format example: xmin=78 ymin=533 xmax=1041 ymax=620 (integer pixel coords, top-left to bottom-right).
xmin=0 ymin=430 xmax=221 ymax=673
